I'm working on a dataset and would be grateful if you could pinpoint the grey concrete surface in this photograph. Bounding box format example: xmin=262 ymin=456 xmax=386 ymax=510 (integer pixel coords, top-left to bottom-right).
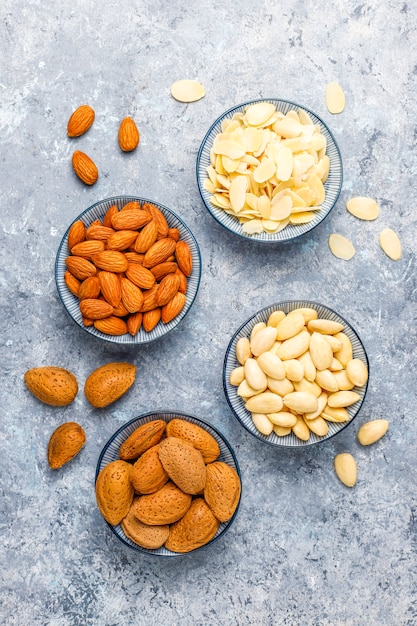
xmin=1 ymin=1 xmax=416 ymax=625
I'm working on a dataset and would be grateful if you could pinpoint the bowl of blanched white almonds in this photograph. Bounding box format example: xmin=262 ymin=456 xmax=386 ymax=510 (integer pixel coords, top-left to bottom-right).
xmin=223 ymin=301 xmax=369 ymax=448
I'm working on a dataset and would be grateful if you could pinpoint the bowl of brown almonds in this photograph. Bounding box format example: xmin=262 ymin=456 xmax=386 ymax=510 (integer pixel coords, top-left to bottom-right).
xmin=197 ymin=99 xmax=342 ymax=242
xmin=55 ymin=196 xmax=201 ymax=345
xmin=95 ymin=411 xmax=242 ymax=556
xmin=223 ymin=301 xmax=369 ymax=447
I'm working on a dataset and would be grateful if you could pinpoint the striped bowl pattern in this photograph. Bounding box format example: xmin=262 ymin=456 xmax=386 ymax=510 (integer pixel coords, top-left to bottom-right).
xmin=196 ymin=98 xmax=343 ymax=243
xmin=95 ymin=411 xmax=242 ymax=557
xmin=55 ymin=196 xmax=201 ymax=345
xmin=223 ymin=301 xmax=369 ymax=448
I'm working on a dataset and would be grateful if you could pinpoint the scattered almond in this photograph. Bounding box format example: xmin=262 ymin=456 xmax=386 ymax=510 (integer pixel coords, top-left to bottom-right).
xmin=328 ymin=233 xmax=356 ymax=260
xmin=170 ymin=79 xmax=205 ymax=103
xmin=48 ymin=422 xmax=86 ymax=469
xmin=84 ymin=362 xmax=136 ymax=408
xmin=72 ymin=150 xmax=98 ymax=185
xmin=334 ymin=453 xmax=357 ymax=487
xmin=379 ymin=228 xmax=402 ymax=260
xmin=346 ymin=196 xmax=380 ymax=220
xmin=67 ymin=104 xmax=95 ymax=137
xmin=118 ymin=116 xmax=140 ymax=152
xmin=357 ymin=419 xmax=389 ymax=446
xmin=24 ymin=366 xmax=78 ymax=406
xmin=325 ymin=82 xmax=346 ymax=114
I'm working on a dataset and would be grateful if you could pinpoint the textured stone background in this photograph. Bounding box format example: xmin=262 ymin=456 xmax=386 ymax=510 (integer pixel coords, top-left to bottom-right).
xmin=1 ymin=1 xmax=416 ymax=624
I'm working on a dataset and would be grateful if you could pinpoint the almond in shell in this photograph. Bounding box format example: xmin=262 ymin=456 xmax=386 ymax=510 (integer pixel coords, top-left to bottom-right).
xmin=84 ymin=362 xmax=136 ymax=408
xmin=95 ymin=460 xmax=134 ymax=525
xmin=158 ymin=436 xmax=206 ymax=495
xmin=24 ymin=366 xmax=78 ymax=406
xmin=130 ymin=445 xmax=169 ymax=494
xmin=203 ymin=462 xmax=241 ymax=522
xmin=48 ymin=421 xmax=86 ymax=469
xmin=121 ymin=503 xmax=169 ymax=549
xmin=164 ymin=498 xmax=219 ymax=553
xmin=119 ymin=419 xmax=166 ymax=461
xmin=72 ymin=150 xmax=98 ymax=185
xmin=166 ymin=419 xmax=220 ymax=463
xmin=132 ymin=481 xmax=192 ymax=525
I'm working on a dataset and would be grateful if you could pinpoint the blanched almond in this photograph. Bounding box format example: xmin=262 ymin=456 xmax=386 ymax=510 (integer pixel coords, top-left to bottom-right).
xmin=325 ymin=82 xmax=345 ymax=114
xmin=305 ymin=416 xmax=328 ymax=437
xmin=309 ymin=332 xmax=333 ymax=370
xmin=251 ymin=412 xmax=274 ymax=436
xmin=276 ymin=311 xmax=306 ymax=341
xmin=357 ymin=419 xmax=389 ymax=446
xmin=236 ymin=337 xmax=252 ymax=365
xmin=244 ymin=358 xmax=268 ymax=391
xmin=327 ymin=390 xmax=361 ymax=408
xmin=277 ymin=329 xmax=310 ymax=360
xmin=346 ymin=358 xmax=369 ymax=387
xmin=250 ymin=326 xmax=277 ymax=357
xmin=267 ymin=411 xmax=297 ymax=428
xmin=245 ymin=392 xmax=283 ymax=413
xmin=229 ymin=366 xmax=245 ymax=386
xmin=256 ymin=351 xmax=285 ymax=380
xmin=283 ymin=391 xmax=318 ymax=414
xmin=292 ymin=416 xmax=310 ymax=441
xmin=334 ymin=453 xmax=357 ymax=487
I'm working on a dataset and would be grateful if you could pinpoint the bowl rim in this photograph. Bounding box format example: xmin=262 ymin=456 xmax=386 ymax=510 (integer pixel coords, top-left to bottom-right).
xmin=95 ymin=410 xmax=242 ymax=557
xmin=223 ymin=300 xmax=369 ymax=448
xmin=196 ymin=97 xmax=343 ymax=243
xmin=55 ymin=195 xmax=202 ymax=345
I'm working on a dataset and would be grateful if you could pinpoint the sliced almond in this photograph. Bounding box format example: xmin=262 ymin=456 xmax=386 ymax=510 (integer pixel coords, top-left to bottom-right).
xmin=170 ymin=79 xmax=205 ymax=103
xmin=325 ymin=82 xmax=346 ymax=114
xmin=245 ymin=102 xmax=276 ymax=126
xmin=346 ymin=196 xmax=380 ymax=220
xmin=379 ymin=228 xmax=402 ymax=260
xmin=328 ymin=233 xmax=355 ymax=260
xmin=229 ymin=176 xmax=248 ymax=213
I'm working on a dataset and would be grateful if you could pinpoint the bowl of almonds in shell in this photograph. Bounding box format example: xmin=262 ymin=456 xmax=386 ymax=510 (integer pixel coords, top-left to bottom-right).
xmin=55 ymin=196 xmax=202 ymax=345
xmin=95 ymin=411 xmax=242 ymax=556
xmin=197 ymin=99 xmax=342 ymax=242
xmin=223 ymin=300 xmax=369 ymax=447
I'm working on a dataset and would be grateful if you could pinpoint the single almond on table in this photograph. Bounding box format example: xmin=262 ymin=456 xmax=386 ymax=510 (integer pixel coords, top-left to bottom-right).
xmin=119 ymin=420 xmax=166 ymax=461
xmin=379 ymin=228 xmax=402 ymax=260
xmin=72 ymin=150 xmax=98 ymax=185
xmin=48 ymin=422 xmax=86 ymax=469
xmin=67 ymin=104 xmax=95 ymax=137
xmin=328 ymin=233 xmax=355 ymax=260
xmin=357 ymin=419 xmax=389 ymax=446
xmin=170 ymin=79 xmax=205 ymax=103
xmin=334 ymin=453 xmax=357 ymax=487
xmin=24 ymin=366 xmax=78 ymax=406
xmin=95 ymin=460 xmax=134 ymax=525
xmin=118 ymin=116 xmax=140 ymax=152
xmin=325 ymin=82 xmax=345 ymax=114
xmin=84 ymin=362 xmax=136 ymax=408
xmin=346 ymin=196 xmax=379 ymax=220
xmin=164 ymin=498 xmax=219 ymax=553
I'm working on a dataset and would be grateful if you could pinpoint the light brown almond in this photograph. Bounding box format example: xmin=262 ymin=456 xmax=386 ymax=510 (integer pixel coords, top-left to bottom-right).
xmin=119 ymin=420 xmax=166 ymax=461
xmin=67 ymin=104 xmax=95 ymax=137
xmin=164 ymin=498 xmax=219 ymax=554
xmin=118 ymin=116 xmax=140 ymax=152
xmin=72 ymin=150 xmax=98 ymax=185
xmin=95 ymin=460 xmax=134 ymax=525
xmin=48 ymin=422 xmax=86 ymax=469
xmin=84 ymin=362 xmax=136 ymax=408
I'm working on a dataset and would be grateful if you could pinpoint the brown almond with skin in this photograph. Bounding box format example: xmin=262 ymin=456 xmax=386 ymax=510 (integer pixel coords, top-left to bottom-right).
xmin=79 ymin=298 xmax=114 ymax=320
xmin=120 ymin=201 xmax=141 ymax=212
xmin=103 ymin=205 xmax=119 ymax=228
xmin=204 ymin=462 xmax=241 ymax=522
xmin=120 ymin=277 xmax=144 ymax=313
xmin=118 ymin=116 xmax=140 ymax=152
xmin=64 ymin=270 xmax=80 ymax=297
xmin=92 ymin=250 xmax=129 ymax=273
xmin=95 ymin=460 xmax=134 ymax=525
xmin=166 ymin=419 xmax=220 ymax=464
xmin=72 ymin=150 xmax=98 ymax=185
xmin=132 ymin=481 xmax=192 ymax=525
xmin=119 ymin=419 xmax=166 ymax=461
xmin=155 ymin=273 xmax=181 ymax=306
xmin=150 ymin=261 xmax=178 ymax=281
xmin=68 ymin=220 xmax=86 ymax=250
xmin=48 ymin=422 xmax=86 ymax=469
xmin=158 ymin=436 xmax=206 ymax=495
xmin=98 ymin=271 xmax=121 ymax=307
xmin=125 ymin=263 xmax=156 ymax=290
xmin=140 ymin=285 xmax=159 ymax=312
xmin=107 ymin=229 xmax=138 ymax=251
xmin=164 ymin=498 xmax=219 ymax=553
xmin=143 ymin=203 xmax=169 ymax=237
xmin=143 ymin=307 xmax=161 ymax=332
xmin=168 ymin=227 xmax=180 ymax=242
xmin=82 ymin=315 xmax=93 ymax=326
xmin=175 ymin=268 xmax=188 ymax=294
xmin=86 ymin=223 xmax=115 ymax=241
xmin=125 ymin=251 xmax=145 ymax=264
xmin=78 ymin=275 xmax=101 ymax=301
xmin=65 ymin=256 xmax=97 ymax=280
xmin=94 ymin=316 xmax=128 ymax=336
xmin=84 ymin=362 xmax=136 ymax=408
xmin=175 ymin=240 xmax=193 ymax=277
xmin=161 ymin=291 xmax=186 ymax=324
xmin=121 ymin=503 xmax=169 ymax=549
xmin=67 ymin=104 xmax=95 ymax=137
xmin=143 ymin=238 xmax=177 ymax=268
xmin=70 ymin=240 xmax=105 ymax=258
xmin=112 ymin=300 xmax=129 ymax=317
xmin=111 ymin=208 xmax=151 ymax=231
xmin=134 ymin=219 xmax=159 ymax=253
xmin=127 ymin=311 xmax=143 ymax=336
xmin=130 ymin=445 xmax=169 ymax=494
xmin=24 ymin=366 xmax=78 ymax=406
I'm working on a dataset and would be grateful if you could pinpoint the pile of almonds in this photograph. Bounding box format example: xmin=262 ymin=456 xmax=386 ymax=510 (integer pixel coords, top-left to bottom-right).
xmin=64 ymin=200 xmax=193 ymax=336
xmin=95 ymin=418 xmax=241 ymax=553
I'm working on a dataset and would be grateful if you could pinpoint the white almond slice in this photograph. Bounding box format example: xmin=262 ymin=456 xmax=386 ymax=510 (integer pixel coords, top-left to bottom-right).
xmin=379 ymin=228 xmax=402 ymax=260
xmin=245 ymin=193 xmax=259 ymax=211
xmin=222 ymin=156 xmax=242 ymax=173
xmin=240 ymin=154 xmax=261 ymax=166
xmin=289 ymin=212 xmax=315 ymax=224
xmin=229 ymin=176 xmax=248 ymax=213
xmin=281 ymin=137 xmax=309 ymax=153
xmin=276 ymin=146 xmax=294 ymax=181
xmin=262 ymin=219 xmax=284 ymax=233
xmin=274 ymin=117 xmax=303 ymax=139
xmin=309 ymin=132 xmax=327 ymax=153
xmin=242 ymin=219 xmax=264 ymax=234
xmin=253 ymin=157 xmax=276 ymax=184
xmin=307 ymin=173 xmax=325 ymax=204
xmin=257 ymin=195 xmax=271 ymax=219
xmin=170 ymin=79 xmax=205 ymax=103
xmin=212 ymin=193 xmax=231 ymax=209
xmin=346 ymin=196 xmax=380 ymax=221
xmin=286 ymin=189 xmax=306 ymax=209
xmin=328 ymin=234 xmax=356 ymax=260
xmin=212 ymin=140 xmax=246 ymax=160
xmin=325 ymin=81 xmax=346 ymax=114
xmin=316 ymin=155 xmax=330 ymax=182
xmin=270 ymin=194 xmax=292 ymax=221
xmin=298 ymin=108 xmax=314 ymax=125
xmin=216 ymin=174 xmax=231 ymax=189
xmin=245 ymin=102 xmax=276 ymax=127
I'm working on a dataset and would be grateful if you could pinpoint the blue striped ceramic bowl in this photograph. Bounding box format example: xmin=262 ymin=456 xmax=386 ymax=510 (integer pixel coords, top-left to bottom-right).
xmin=196 ymin=99 xmax=342 ymax=243
xmin=55 ymin=196 xmax=201 ymax=345
xmin=223 ymin=301 xmax=369 ymax=448
xmin=95 ymin=411 xmax=242 ymax=556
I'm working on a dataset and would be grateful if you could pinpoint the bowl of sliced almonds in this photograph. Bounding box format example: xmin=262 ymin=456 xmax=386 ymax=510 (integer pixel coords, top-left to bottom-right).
xmin=197 ymin=99 xmax=342 ymax=242
xmin=223 ymin=301 xmax=369 ymax=447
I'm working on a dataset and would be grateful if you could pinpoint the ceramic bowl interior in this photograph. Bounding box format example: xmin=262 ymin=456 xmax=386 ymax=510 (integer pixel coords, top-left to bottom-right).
xmin=223 ymin=300 xmax=369 ymax=448
xmin=196 ymin=98 xmax=342 ymax=243
xmin=55 ymin=196 xmax=201 ymax=345
xmin=95 ymin=411 xmax=242 ymax=556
